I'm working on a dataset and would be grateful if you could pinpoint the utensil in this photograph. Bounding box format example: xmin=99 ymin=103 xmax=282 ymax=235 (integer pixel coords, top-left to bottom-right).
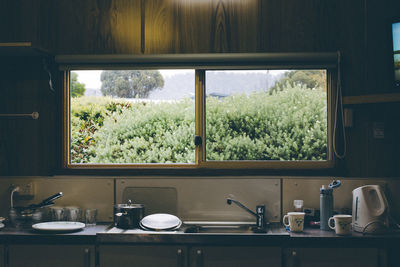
xmin=21 ymin=192 xmax=63 ymax=213
xmin=114 ymin=200 xmax=144 ymax=229
xmin=140 ymin=213 xmax=182 ymax=231
xmin=65 ymin=206 xmax=81 ymax=222
xmin=50 ymin=206 xmax=65 ymax=221
xmin=32 ymin=221 xmax=85 ymax=232
xmin=85 ymin=209 xmax=97 ymax=226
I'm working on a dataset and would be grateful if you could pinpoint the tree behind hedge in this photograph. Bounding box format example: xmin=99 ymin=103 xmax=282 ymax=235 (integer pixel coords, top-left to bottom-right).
xmin=100 ymin=70 xmax=164 ymax=98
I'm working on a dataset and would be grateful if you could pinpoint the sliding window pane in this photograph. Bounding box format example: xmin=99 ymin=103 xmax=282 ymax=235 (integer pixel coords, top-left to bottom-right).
xmin=70 ymin=69 xmax=195 ymax=164
xmin=205 ymin=70 xmax=327 ymax=161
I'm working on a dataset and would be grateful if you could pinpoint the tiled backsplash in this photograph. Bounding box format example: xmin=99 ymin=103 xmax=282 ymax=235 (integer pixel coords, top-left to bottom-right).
xmin=0 ymin=176 xmax=399 ymax=223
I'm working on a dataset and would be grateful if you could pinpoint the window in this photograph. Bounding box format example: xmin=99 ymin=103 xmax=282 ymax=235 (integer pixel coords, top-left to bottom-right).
xmin=60 ymin=53 xmax=337 ymax=169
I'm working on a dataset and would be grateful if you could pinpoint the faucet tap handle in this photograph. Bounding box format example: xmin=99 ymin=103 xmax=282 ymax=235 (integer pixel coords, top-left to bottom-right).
xmin=256 ymin=205 xmax=266 ymax=228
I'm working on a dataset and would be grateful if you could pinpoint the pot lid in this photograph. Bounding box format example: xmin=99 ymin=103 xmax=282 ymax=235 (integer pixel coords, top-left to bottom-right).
xmin=140 ymin=213 xmax=182 ymax=231
xmin=116 ymin=199 xmax=144 ymax=209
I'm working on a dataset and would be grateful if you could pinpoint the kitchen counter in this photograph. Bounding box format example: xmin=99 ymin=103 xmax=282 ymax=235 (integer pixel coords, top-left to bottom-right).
xmin=0 ymin=224 xmax=399 ymax=247
xmin=0 ymin=224 xmax=108 ymax=244
xmin=288 ymin=227 xmax=400 ymax=248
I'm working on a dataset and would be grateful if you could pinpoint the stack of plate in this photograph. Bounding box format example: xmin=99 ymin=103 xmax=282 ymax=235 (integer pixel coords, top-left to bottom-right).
xmin=140 ymin=213 xmax=182 ymax=231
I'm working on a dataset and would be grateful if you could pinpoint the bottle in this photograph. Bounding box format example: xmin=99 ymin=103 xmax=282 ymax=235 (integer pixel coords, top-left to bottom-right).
xmin=320 ymin=185 xmax=333 ymax=230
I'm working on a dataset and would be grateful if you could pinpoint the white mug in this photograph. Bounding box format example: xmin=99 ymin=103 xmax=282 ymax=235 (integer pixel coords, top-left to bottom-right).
xmin=328 ymin=214 xmax=352 ymax=235
xmin=283 ymin=212 xmax=305 ymax=232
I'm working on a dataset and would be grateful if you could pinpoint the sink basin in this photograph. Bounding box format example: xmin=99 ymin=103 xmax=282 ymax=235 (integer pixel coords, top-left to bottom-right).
xmin=183 ymin=222 xmax=267 ymax=234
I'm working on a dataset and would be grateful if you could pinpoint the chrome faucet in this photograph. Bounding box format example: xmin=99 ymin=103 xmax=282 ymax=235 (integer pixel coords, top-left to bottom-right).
xmin=226 ymin=195 xmax=266 ymax=229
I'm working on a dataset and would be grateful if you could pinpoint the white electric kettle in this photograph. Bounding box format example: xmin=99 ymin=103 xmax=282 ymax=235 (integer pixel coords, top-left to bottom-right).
xmin=352 ymin=185 xmax=389 ymax=234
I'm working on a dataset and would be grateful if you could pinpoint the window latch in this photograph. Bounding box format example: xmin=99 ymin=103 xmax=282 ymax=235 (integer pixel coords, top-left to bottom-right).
xmin=194 ymin=135 xmax=202 ymax=146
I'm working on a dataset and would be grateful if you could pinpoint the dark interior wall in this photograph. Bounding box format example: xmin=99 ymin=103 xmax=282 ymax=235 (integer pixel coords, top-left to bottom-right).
xmin=0 ymin=0 xmax=399 ymax=177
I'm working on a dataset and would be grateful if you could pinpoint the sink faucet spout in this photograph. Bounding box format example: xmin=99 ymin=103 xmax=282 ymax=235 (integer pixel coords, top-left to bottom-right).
xmin=226 ymin=196 xmax=265 ymax=229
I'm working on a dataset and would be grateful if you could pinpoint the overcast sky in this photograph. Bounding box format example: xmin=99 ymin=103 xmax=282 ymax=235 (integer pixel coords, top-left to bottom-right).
xmin=73 ymin=70 xmax=286 ymax=90
xmin=393 ymin=22 xmax=400 ymax=51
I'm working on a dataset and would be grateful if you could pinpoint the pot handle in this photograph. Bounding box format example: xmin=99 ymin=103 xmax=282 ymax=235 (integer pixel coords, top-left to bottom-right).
xmin=115 ymin=212 xmax=130 ymax=227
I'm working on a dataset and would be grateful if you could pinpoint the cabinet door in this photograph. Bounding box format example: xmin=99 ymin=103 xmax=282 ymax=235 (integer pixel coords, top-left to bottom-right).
xmin=99 ymin=245 xmax=187 ymax=267
xmin=0 ymin=245 xmax=4 ymax=267
xmin=190 ymin=246 xmax=281 ymax=267
xmin=285 ymin=248 xmax=379 ymax=267
xmin=8 ymin=244 xmax=95 ymax=267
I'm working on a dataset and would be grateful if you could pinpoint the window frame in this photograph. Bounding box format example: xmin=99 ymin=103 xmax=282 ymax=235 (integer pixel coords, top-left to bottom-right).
xmin=59 ymin=53 xmax=338 ymax=170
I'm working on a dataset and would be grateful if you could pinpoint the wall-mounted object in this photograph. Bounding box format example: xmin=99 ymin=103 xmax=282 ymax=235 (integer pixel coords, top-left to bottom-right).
xmin=0 ymin=42 xmax=49 ymax=57
xmin=0 ymin=112 xmax=39 ymax=120
xmin=343 ymin=93 xmax=400 ymax=105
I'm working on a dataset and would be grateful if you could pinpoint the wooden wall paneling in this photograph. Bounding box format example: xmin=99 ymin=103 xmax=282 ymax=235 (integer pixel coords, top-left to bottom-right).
xmin=345 ymin=103 xmax=400 ymax=177
xmin=334 ymin=0 xmax=366 ymax=97
xmin=144 ymin=0 xmax=260 ymax=54
xmin=258 ymin=0 xmax=340 ymax=52
xmin=0 ymin=0 xmax=40 ymax=43
xmin=55 ymin=0 xmax=141 ymax=54
xmin=364 ymin=103 xmax=400 ymax=177
xmin=344 ymin=106 xmax=369 ymax=177
xmin=209 ymin=0 xmax=259 ymax=53
xmin=364 ymin=0 xmax=393 ymax=95
xmin=0 ymin=60 xmax=56 ymax=176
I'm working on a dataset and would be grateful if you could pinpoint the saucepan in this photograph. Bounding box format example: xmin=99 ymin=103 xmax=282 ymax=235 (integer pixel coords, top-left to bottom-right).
xmin=114 ymin=200 xmax=144 ymax=229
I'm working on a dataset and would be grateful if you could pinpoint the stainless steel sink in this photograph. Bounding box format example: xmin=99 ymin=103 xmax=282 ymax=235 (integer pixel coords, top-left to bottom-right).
xmin=182 ymin=221 xmax=267 ymax=234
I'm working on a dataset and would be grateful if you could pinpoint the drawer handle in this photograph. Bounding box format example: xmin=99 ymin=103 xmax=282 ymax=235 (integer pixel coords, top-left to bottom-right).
xmin=84 ymin=248 xmax=91 ymax=267
xmin=177 ymin=249 xmax=184 ymax=267
xmin=196 ymin=249 xmax=203 ymax=267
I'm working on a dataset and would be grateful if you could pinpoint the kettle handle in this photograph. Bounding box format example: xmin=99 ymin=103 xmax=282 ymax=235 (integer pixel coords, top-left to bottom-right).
xmin=374 ymin=187 xmax=387 ymax=216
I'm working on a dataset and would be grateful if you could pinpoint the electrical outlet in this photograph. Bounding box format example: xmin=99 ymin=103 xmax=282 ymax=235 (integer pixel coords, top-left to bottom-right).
xmin=16 ymin=182 xmax=35 ymax=197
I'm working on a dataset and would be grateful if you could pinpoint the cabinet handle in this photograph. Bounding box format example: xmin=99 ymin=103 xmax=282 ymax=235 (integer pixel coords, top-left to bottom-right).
xmin=196 ymin=249 xmax=203 ymax=267
xmin=177 ymin=249 xmax=184 ymax=267
xmin=84 ymin=248 xmax=91 ymax=267
xmin=291 ymin=250 xmax=299 ymax=267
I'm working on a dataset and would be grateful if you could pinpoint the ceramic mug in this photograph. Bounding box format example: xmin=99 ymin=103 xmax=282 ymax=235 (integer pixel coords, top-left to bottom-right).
xmin=328 ymin=214 xmax=352 ymax=235
xmin=283 ymin=212 xmax=305 ymax=232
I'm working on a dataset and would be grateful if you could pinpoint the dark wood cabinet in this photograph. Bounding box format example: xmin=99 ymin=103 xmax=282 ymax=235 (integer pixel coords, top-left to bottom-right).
xmin=7 ymin=244 xmax=95 ymax=267
xmin=0 ymin=245 xmax=4 ymax=267
xmin=99 ymin=245 xmax=187 ymax=267
xmin=284 ymin=247 xmax=381 ymax=267
xmin=189 ymin=246 xmax=281 ymax=267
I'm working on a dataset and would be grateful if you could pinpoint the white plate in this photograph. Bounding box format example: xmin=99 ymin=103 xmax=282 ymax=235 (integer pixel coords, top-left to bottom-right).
xmin=0 ymin=223 xmax=4 ymax=229
xmin=140 ymin=213 xmax=182 ymax=231
xmin=32 ymin=221 xmax=85 ymax=232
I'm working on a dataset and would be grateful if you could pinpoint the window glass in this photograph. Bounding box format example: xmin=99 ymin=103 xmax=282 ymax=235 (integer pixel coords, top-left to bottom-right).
xmin=70 ymin=69 xmax=195 ymax=164
xmin=205 ymin=70 xmax=327 ymax=161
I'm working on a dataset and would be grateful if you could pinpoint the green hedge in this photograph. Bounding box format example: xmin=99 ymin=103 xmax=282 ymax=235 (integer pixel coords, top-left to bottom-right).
xmin=70 ymin=84 xmax=327 ymax=163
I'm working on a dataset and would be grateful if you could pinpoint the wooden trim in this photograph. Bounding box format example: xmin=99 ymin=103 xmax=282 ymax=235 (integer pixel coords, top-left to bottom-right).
xmin=140 ymin=0 xmax=145 ymax=54
xmin=63 ymin=65 xmax=335 ymax=170
xmin=195 ymin=70 xmax=206 ymax=164
xmin=67 ymin=163 xmax=198 ymax=169
xmin=198 ymin=161 xmax=334 ymax=169
xmin=63 ymin=71 xmax=70 ymax=168
xmin=343 ymin=93 xmax=400 ymax=105
xmin=66 ymin=161 xmax=333 ymax=169
xmin=56 ymin=53 xmax=338 ymax=70
xmin=327 ymin=70 xmax=336 ymax=164
xmin=0 ymin=42 xmax=32 ymax=47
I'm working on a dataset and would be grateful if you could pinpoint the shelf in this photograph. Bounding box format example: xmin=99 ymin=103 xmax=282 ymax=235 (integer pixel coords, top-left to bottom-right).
xmin=343 ymin=93 xmax=400 ymax=105
xmin=0 ymin=42 xmax=50 ymax=57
